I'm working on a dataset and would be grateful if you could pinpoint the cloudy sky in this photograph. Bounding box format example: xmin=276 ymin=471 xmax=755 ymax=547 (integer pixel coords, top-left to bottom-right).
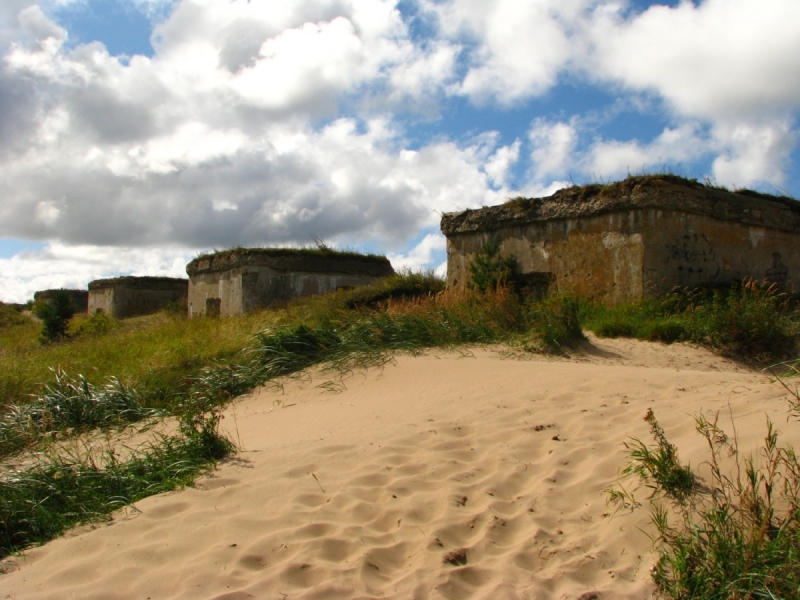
xmin=1 ymin=0 xmax=799 ymax=302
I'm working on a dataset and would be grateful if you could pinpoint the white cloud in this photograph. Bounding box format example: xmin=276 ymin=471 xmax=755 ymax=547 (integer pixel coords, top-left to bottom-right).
xmin=387 ymin=232 xmax=446 ymax=272
xmin=587 ymin=0 xmax=800 ymax=120
xmin=484 ymin=140 xmax=520 ymax=187
xmin=711 ymin=119 xmax=798 ymax=189
xmin=528 ymin=119 xmax=578 ymax=180
xmin=586 ymin=122 xmax=710 ymax=179
xmin=428 ymin=0 xmax=591 ymax=105
xmin=0 ymin=242 xmax=194 ymax=304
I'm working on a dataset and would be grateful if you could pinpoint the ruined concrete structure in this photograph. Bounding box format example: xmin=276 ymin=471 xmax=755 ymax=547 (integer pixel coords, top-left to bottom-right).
xmin=88 ymin=276 xmax=188 ymax=318
xmin=441 ymin=176 xmax=800 ymax=304
xmin=33 ymin=289 xmax=89 ymax=312
xmin=186 ymin=248 xmax=395 ymax=317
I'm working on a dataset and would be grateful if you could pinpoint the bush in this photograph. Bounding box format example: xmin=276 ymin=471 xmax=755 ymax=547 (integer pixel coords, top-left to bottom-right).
xmin=585 ymin=281 xmax=799 ymax=361
xmin=530 ymin=296 xmax=586 ymax=354
xmin=75 ymin=311 xmax=118 ymax=337
xmin=469 ymin=241 xmax=518 ymax=292
xmin=32 ymin=291 xmax=77 ymax=343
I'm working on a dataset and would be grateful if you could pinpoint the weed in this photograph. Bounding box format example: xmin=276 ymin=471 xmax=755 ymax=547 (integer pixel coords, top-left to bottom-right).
xmin=622 ymin=409 xmax=694 ymax=503
xmin=527 ymin=296 xmax=586 ymax=354
xmin=610 ymin=399 xmax=800 ymax=598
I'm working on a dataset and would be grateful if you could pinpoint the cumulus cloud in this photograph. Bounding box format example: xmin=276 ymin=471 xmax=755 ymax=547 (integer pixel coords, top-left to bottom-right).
xmin=711 ymin=119 xmax=798 ymax=188
xmin=1 ymin=0 xmax=799 ymax=302
xmin=587 ymin=0 xmax=800 ymax=120
xmin=0 ymin=2 xmax=506 ymax=254
xmin=528 ymin=119 xmax=578 ymax=180
xmin=585 ymin=122 xmax=710 ymax=179
xmin=0 ymin=242 xmax=193 ymax=303
xmin=387 ymin=232 xmax=446 ymax=273
xmin=484 ymin=140 xmax=520 ymax=186
xmin=427 ymin=0 xmax=592 ymax=105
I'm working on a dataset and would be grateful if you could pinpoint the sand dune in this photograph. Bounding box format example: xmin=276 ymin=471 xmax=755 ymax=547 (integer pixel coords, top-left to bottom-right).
xmin=1 ymin=336 xmax=796 ymax=599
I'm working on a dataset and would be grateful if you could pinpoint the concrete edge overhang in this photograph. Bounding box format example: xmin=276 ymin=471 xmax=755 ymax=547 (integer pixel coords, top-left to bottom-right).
xmin=186 ymin=251 xmax=395 ymax=278
xmin=440 ymin=179 xmax=800 ymax=237
xmin=88 ymin=276 xmax=188 ymax=291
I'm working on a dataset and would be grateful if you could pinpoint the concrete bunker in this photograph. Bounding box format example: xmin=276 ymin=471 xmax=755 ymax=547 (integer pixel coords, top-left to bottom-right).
xmin=186 ymin=248 xmax=395 ymax=317
xmin=34 ymin=289 xmax=89 ymax=313
xmin=441 ymin=176 xmax=800 ymax=305
xmin=88 ymin=276 xmax=188 ymax=319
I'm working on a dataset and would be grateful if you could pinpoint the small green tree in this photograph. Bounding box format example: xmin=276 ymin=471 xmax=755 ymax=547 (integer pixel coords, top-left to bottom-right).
xmin=33 ymin=290 xmax=77 ymax=343
xmin=469 ymin=241 xmax=518 ymax=292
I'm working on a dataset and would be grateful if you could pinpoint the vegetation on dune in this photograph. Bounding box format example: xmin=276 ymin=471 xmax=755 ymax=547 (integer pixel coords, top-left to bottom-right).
xmin=0 ymin=403 xmax=233 ymax=558
xmin=608 ymin=394 xmax=800 ymax=599
xmin=3 ymin=258 xmax=800 ymax=582
xmin=583 ymin=279 xmax=799 ymax=361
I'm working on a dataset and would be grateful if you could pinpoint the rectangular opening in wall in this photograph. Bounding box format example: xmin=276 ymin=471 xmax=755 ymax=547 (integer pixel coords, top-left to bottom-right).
xmin=517 ymin=272 xmax=554 ymax=301
xmin=206 ymin=297 xmax=221 ymax=317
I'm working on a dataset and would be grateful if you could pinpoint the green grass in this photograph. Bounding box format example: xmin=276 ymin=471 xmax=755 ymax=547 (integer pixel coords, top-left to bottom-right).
xmin=0 ymin=404 xmax=233 ymax=558
xmin=0 ymin=310 xmax=282 ymax=411
xmin=4 ymin=270 xmax=800 ymax=574
xmin=0 ymin=370 xmax=160 ymax=456
xmin=583 ymin=280 xmax=799 ymax=361
xmin=610 ymin=407 xmax=800 ymax=599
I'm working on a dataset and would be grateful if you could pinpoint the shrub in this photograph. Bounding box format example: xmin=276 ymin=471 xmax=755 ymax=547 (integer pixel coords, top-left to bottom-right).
xmin=75 ymin=311 xmax=118 ymax=337
xmin=530 ymin=296 xmax=586 ymax=354
xmin=469 ymin=241 xmax=518 ymax=292
xmin=32 ymin=290 xmax=77 ymax=343
xmin=585 ymin=280 xmax=799 ymax=361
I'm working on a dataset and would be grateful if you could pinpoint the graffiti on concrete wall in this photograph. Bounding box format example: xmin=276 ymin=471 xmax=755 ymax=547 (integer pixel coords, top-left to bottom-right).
xmin=665 ymin=233 xmax=720 ymax=280
xmin=766 ymin=252 xmax=789 ymax=285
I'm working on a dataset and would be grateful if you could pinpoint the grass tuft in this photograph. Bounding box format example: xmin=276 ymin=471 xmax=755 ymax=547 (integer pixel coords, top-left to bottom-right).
xmin=0 ymin=403 xmax=233 ymax=558
xmin=609 ymin=400 xmax=800 ymax=599
xmin=0 ymin=369 xmax=159 ymax=456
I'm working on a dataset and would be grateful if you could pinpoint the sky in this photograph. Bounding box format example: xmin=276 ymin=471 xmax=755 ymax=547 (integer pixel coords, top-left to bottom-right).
xmin=1 ymin=0 xmax=799 ymax=303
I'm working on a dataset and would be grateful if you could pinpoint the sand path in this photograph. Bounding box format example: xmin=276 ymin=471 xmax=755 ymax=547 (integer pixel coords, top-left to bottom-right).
xmin=1 ymin=336 xmax=796 ymax=599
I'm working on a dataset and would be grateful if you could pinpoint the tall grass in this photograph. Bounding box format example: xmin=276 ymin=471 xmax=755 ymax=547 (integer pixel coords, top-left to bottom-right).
xmin=0 ymin=401 xmax=234 ymax=558
xmin=0 ymin=369 xmax=159 ymax=456
xmin=584 ymin=280 xmax=799 ymax=361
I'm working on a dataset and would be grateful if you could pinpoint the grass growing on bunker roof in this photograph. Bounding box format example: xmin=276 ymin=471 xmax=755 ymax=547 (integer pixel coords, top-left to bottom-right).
xmin=190 ymin=244 xmax=390 ymax=264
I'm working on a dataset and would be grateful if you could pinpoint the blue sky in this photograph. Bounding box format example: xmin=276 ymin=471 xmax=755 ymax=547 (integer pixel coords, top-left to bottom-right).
xmin=1 ymin=0 xmax=799 ymax=302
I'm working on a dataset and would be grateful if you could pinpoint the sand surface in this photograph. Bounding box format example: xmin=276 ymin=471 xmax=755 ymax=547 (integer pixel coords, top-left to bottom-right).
xmin=1 ymin=335 xmax=798 ymax=599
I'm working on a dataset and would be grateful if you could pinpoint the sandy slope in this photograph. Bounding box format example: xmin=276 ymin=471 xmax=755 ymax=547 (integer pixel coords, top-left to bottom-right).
xmin=1 ymin=335 xmax=797 ymax=600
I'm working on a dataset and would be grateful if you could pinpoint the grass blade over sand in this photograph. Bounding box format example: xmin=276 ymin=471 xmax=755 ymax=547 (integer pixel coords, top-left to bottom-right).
xmin=0 ymin=406 xmax=233 ymax=558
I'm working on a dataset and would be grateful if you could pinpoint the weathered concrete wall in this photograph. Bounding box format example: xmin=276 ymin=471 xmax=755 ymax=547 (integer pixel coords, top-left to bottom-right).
xmin=445 ymin=212 xmax=645 ymax=304
xmin=88 ymin=277 xmax=188 ymax=318
xmin=643 ymin=211 xmax=800 ymax=295
xmin=33 ymin=289 xmax=89 ymax=312
xmin=187 ymin=250 xmax=395 ymax=317
xmin=441 ymin=177 xmax=800 ymax=304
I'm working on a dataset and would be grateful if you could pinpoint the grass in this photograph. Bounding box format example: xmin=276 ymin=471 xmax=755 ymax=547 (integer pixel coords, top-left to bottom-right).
xmin=0 ymin=310 xmax=283 ymax=412
xmin=4 ymin=268 xmax=800 ymax=572
xmin=0 ymin=370 xmax=160 ymax=456
xmin=583 ymin=280 xmax=799 ymax=362
xmin=191 ymin=243 xmax=390 ymax=264
xmin=609 ymin=382 xmax=800 ymax=599
xmin=0 ymin=403 xmax=233 ymax=558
